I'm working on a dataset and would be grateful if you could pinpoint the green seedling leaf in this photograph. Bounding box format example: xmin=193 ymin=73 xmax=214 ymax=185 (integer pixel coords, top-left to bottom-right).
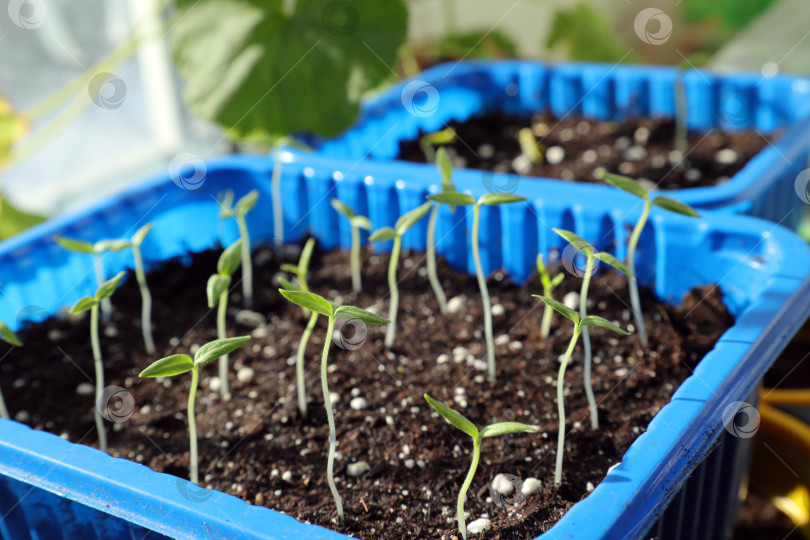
xmin=395 ymin=201 xmax=432 ymax=236
xmin=553 ymin=228 xmax=593 ymax=254
xmin=478 ymin=193 xmax=527 ymax=206
xmin=280 ymin=263 xmax=299 ymax=275
xmin=652 ymin=195 xmax=700 ymax=218
xmin=480 ymin=421 xmax=536 ymax=439
xmin=334 ymin=306 xmax=390 ymax=325
xmin=369 ymin=227 xmax=398 ymax=242
xmin=518 ymin=127 xmax=543 ymax=164
xmin=0 ymin=321 xmax=22 ymax=347
xmin=424 ymin=394 xmax=479 ymax=440
xmin=140 ymin=354 xmax=195 ymax=377
xmin=551 ymin=274 xmax=565 ymax=288
xmin=298 ymin=238 xmax=316 ymax=276
xmin=351 ymin=216 xmax=372 ymax=231
xmin=132 ymin=223 xmax=154 ymax=246
xmin=595 ymin=252 xmax=635 ymax=279
xmin=55 ymin=237 xmax=95 ymax=253
xmin=330 ymin=198 xmax=355 ymax=219
xmin=601 ymin=171 xmax=649 ymax=200
xmin=95 ymin=271 xmax=126 ymax=300
xmin=207 ymin=274 xmax=231 ymax=308
xmin=218 ymin=239 xmax=243 ymax=276
xmin=277 ymin=276 xmax=300 ymax=292
xmin=581 ymin=315 xmax=631 ymax=335
xmin=279 ymin=289 xmax=333 ymax=317
xmin=236 ymin=190 xmax=259 ymax=215
xmin=436 ymin=146 xmax=454 ymax=187
xmin=219 ymin=190 xmax=235 ymax=218
xmin=422 ymin=127 xmax=456 ymax=146
xmin=69 ymin=296 xmax=98 ymax=314
xmin=532 ymin=295 xmax=579 ymax=324
xmin=95 ymin=239 xmax=131 ymax=253
xmin=427 ymin=192 xmax=476 ymax=207
xmin=194 ymin=335 xmax=251 ymax=366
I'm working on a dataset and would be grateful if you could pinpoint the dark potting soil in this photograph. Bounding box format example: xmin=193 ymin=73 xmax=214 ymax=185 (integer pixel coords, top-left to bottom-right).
xmin=397 ymin=112 xmax=772 ymax=191
xmin=763 ymin=318 xmax=810 ymax=389
xmin=2 ymin=244 xmax=733 ymax=539
xmin=731 ymin=492 xmax=803 ymax=540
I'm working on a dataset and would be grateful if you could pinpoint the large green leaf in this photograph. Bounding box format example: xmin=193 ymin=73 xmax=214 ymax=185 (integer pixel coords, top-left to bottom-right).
xmin=436 ymin=146 xmax=454 ymax=188
xmin=595 ymin=251 xmax=634 ymax=279
xmin=218 ymin=240 xmax=243 ymax=276
xmin=427 ymin=192 xmax=475 ymax=207
xmin=581 ymin=316 xmax=631 ymax=335
xmin=478 ymin=193 xmax=527 ymax=206
xmin=351 ymin=215 xmax=372 ymax=231
xmin=424 ymin=394 xmax=478 ymax=440
xmin=0 ymin=321 xmax=22 ymax=347
xmin=195 ymin=336 xmax=251 ymax=366
xmin=298 ymin=237 xmax=316 ymax=277
xmin=480 ymin=421 xmax=536 ymax=439
xmin=131 ymin=223 xmax=154 ymax=246
xmin=652 ymin=196 xmax=700 ymax=218
xmin=334 ymin=305 xmax=389 ymax=325
xmin=368 ymin=227 xmax=398 ymax=242
xmin=532 ymin=295 xmax=579 ymax=324
xmin=601 ymin=172 xmax=649 ymax=201
xmin=69 ymin=296 xmax=98 ymax=315
xmin=331 ymin=198 xmax=355 ymax=219
xmin=55 ymin=236 xmax=95 ymax=254
xmin=279 ymin=289 xmax=333 ymax=317
xmin=95 ymin=239 xmax=131 ymax=253
xmin=171 ymin=0 xmax=408 ymax=141
xmin=207 ymin=274 xmax=231 ymax=307
xmin=95 ymin=271 xmax=126 ymax=300
xmin=140 ymin=354 xmax=195 ymax=378
xmin=395 ymin=202 xmax=431 ymax=235
xmin=553 ymin=228 xmax=593 ymax=255
xmin=236 ymin=189 xmax=259 ymax=216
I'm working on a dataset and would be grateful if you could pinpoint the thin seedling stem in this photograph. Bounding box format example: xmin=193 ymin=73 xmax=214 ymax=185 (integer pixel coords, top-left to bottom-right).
xmin=627 ymin=203 xmax=650 ymax=348
xmin=472 ymin=205 xmax=495 ymax=382
xmin=384 ymin=236 xmax=402 ymax=349
xmin=93 ymin=254 xmax=112 ymax=322
xmin=426 ymin=203 xmax=448 ymax=313
xmin=217 ymin=292 xmax=230 ymax=399
xmin=271 ymin=146 xmax=284 ymax=250
xmin=90 ymin=304 xmax=107 ymax=452
xmin=580 ymin=256 xmax=598 ymax=430
xmin=321 ymin=316 xmax=344 ymax=521
xmin=237 ymin=217 xmax=253 ymax=308
xmin=132 ymin=245 xmax=155 ymax=354
xmin=297 ymin=311 xmax=318 ymax=418
xmin=555 ymin=324 xmax=581 ymax=486
xmin=457 ymin=437 xmax=481 ymax=539
xmin=188 ymin=365 xmax=200 ymax=484
xmin=350 ymin=223 xmax=362 ymax=293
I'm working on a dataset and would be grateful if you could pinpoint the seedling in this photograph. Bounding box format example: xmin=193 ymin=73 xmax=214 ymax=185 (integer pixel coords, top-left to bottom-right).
xmin=279 ymin=289 xmax=389 ymax=521
xmin=369 ymin=202 xmax=432 ymax=349
xmin=207 ymin=239 xmax=243 ymax=399
xmin=139 ymin=336 xmax=250 ymax=484
xmin=600 ymin=172 xmax=699 ymax=348
xmin=533 ymin=295 xmax=630 ymax=486
xmin=425 ymin=147 xmax=459 ymax=314
xmin=554 ymin=228 xmax=633 ymax=430
xmin=536 ymin=254 xmax=564 ymax=340
xmin=330 ymin=199 xmax=372 ymax=293
xmin=56 ymin=237 xmax=129 ymax=322
xmin=219 ymin=189 xmax=259 ymax=308
xmin=518 ymin=127 xmax=544 ymax=165
xmin=278 ymin=238 xmax=317 ymax=419
xmin=69 ymin=271 xmax=126 ymax=452
xmin=424 ymin=394 xmax=535 ymax=540
xmin=419 ymin=127 xmax=456 ymax=164
xmin=0 ymin=322 xmax=22 ymax=419
xmin=427 ymin=192 xmax=527 ymax=382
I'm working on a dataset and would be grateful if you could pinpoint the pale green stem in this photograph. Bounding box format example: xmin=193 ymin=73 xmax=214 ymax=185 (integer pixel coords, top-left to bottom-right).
xmin=627 ymin=202 xmax=650 ymax=349
xmin=541 ymin=302 xmax=554 ymax=340
xmin=237 ymin=216 xmax=253 ymax=308
xmin=93 ymin=254 xmax=112 ymax=322
xmin=674 ymin=71 xmax=688 ymax=169
xmin=188 ymin=365 xmax=200 ymax=484
xmin=580 ymin=256 xmax=598 ymax=430
xmin=271 ymin=146 xmax=284 ymax=251
xmin=384 ymin=236 xmax=402 ymax=349
xmin=426 ymin=203 xmax=448 ymax=313
xmin=0 ymin=385 xmax=8 ymax=419
xmin=350 ymin=225 xmax=362 ymax=293
xmin=555 ymin=324 xmax=582 ymax=486
xmin=132 ymin=246 xmax=155 ymax=354
xmin=296 ymin=311 xmax=318 ymax=419
xmin=457 ymin=437 xmax=481 ymax=540
xmin=217 ymin=293 xmax=230 ymax=400
xmin=472 ymin=205 xmax=495 ymax=382
xmin=91 ymin=304 xmax=107 ymax=452
xmin=321 ymin=316 xmax=344 ymax=521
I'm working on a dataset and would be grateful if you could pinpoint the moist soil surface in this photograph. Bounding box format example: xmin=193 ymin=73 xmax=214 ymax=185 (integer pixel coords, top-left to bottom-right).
xmin=397 ymin=111 xmax=771 ymax=191
xmin=3 ymin=244 xmax=733 ymax=539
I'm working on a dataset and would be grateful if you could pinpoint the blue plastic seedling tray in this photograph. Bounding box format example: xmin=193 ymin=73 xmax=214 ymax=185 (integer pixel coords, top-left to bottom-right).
xmin=1 ymin=152 xmax=809 ymax=539
xmin=300 ymin=60 xmax=810 ymax=231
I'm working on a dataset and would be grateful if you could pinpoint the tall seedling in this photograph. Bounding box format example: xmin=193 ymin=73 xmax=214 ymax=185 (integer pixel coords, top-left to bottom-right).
xmin=207 ymin=240 xmax=243 ymax=399
xmin=427 ymin=192 xmax=527 ymax=382
xmin=0 ymin=322 xmax=22 ymax=419
xmin=425 ymin=147 xmax=460 ymax=314
xmin=536 ymin=254 xmax=564 ymax=340
xmin=330 ymin=199 xmax=372 ymax=293
xmin=219 ymin=189 xmax=259 ymax=308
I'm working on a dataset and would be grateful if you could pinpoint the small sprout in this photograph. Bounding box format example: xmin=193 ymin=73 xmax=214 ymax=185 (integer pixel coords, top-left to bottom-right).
xmin=554 ymin=228 xmax=633 ymax=430
xmin=419 ymin=127 xmax=456 ymax=164
xmin=207 ymin=239 xmax=243 ymax=400
xmin=427 ymin=192 xmax=527 ymax=382
xmin=129 ymin=223 xmax=156 ymax=353
xmin=424 ymin=394 xmax=535 ymax=540
xmin=330 ymin=199 xmax=372 ymax=293
xmin=69 ymin=271 xmax=126 ymax=452
xmin=0 ymin=321 xmax=22 ymax=419
xmin=600 ymin=171 xmax=699 ymax=349
xmin=369 ymin=202 xmax=432 ymax=348
xmin=426 ymin=147 xmax=459 ymax=314
xmin=139 ymin=336 xmax=250 ymax=485
xmin=518 ymin=127 xmax=544 ymax=165
xmin=278 ymin=238 xmax=318 ymax=419
xmin=279 ymin=289 xmax=389 ymax=522
xmin=533 ymin=295 xmax=630 ymax=486
xmin=219 ymin=189 xmax=259 ymax=308
xmin=536 ymin=254 xmax=565 ymax=340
